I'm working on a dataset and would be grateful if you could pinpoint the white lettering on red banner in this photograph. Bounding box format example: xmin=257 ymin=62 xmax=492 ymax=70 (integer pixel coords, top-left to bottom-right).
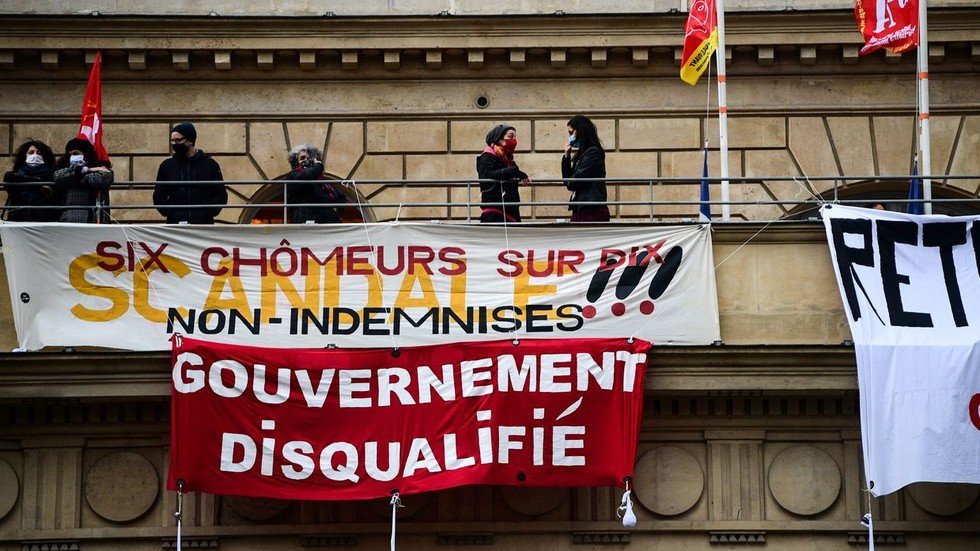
xmin=0 ymin=223 xmax=718 ymax=350
xmin=167 ymin=336 xmax=649 ymax=500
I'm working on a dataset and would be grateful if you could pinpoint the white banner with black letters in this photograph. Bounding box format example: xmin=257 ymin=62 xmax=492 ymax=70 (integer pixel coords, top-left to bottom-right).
xmin=822 ymin=205 xmax=980 ymax=496
xmin=0 ymin=222 xmax=719 ymax=351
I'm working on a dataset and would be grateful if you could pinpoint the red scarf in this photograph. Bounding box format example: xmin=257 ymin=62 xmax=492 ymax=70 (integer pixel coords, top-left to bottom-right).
xmin=483 ymin=145 xmax=514 ymax=167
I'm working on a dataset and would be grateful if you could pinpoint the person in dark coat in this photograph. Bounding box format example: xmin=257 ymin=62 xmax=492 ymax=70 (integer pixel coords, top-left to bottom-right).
xmin=153 ymin=122 xmax=227 ymax=224
xmin=285 ymin=144 xmax=346 ymax=224
xmin=2 ymin=139 xmax=59 ymax=221
xmin=53 ymin=137 xmax=113 ymax=224
xmin=562 ymin=115 xmax=609 ymax=222
xmin=476 ymin=124 xmax=530 ymax=223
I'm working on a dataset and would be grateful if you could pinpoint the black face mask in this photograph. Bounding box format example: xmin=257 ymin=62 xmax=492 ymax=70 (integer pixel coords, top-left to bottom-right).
xmin=172 ymin=143 xmax=190 ymax=156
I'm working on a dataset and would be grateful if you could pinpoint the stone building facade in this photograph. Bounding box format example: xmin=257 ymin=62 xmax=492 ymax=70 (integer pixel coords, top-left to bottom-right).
xmin=0 ymin=1 xmax=978 ymax=549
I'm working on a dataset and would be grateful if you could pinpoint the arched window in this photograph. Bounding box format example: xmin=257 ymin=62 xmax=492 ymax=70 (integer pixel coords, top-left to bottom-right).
xmin=241 ymin=175 xmax=372 ymax=225
xmin=785 ymin=179 xmax=980 ymax=220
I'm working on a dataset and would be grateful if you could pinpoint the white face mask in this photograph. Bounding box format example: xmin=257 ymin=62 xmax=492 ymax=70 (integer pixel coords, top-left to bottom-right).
xmin=25 ymin=153 xmax=44 ymax=167
xmin=69 ymin=154 xmax=85 ymax=167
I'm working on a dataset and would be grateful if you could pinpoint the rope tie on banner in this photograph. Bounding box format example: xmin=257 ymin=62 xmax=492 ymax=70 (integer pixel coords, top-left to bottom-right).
xmin=616 ymin=478 xmax=637 ymax=528
xmin=389 ymin=490 xmax=404 ymax=551
xmin=348 ymin=180 xmax=400 ymax=353
xmin=175 ymin=479 xmax=184 ymax=550
xmin=862 ymin=481 xmax=876 ymax=551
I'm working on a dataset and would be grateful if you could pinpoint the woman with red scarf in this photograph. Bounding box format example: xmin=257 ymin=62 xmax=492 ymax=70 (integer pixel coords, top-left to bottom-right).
xmin=476 ymin=124 xmax=530 ymax=223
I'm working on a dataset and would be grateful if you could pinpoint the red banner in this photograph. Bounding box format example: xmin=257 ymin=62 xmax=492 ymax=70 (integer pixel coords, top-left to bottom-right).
xmin=78 ymin=51 xmax=110 ymax=164
xmin=855 ymin=0 xmax=919 ymax=55
xmin=168 ymin=336 xmax=650 ymax=500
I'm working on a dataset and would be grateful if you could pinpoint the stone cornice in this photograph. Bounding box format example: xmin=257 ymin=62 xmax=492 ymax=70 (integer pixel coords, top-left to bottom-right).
xmin=0 ymin=344 xmax=856 ymax=402
xmin=0 ymin=10 xmax=976 ymax=74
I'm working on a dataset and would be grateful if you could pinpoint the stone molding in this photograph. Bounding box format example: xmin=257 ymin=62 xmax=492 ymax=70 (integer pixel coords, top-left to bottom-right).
xmin=0 ymin=11 xmax=977 ymax=75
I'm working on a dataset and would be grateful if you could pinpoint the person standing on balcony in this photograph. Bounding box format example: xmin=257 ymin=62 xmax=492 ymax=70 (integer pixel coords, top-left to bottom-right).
xmin=284 ymin=144 xmax=346 ymax=224
xmin=53 ymin=138 xmax=113 ymax=223
xmin=154 ymin=122 xmax=226 ymax=224
xmin=562 ymin=115 xmax=609 ymax=222
xmin=477 ymin=124 xmax=530 ymax=223
xmin=3 ymin=139 xmax=59 ymax=221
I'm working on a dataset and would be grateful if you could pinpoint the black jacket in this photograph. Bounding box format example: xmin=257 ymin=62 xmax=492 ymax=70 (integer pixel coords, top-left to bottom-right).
xmin=285 ymin=163 xmax=346 ymax=224
xmin=561 ymin=146 xmax=607 ymax=212
xmin=3 ymin=166 xmax=60 ymax=222
xmin=476 ymin=152 xmax=526 ymax=222
xmin=154 ymin=150 xmax=226 ymax=224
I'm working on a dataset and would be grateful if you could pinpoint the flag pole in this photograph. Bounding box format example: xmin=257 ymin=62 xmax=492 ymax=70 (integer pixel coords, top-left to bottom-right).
xmin=716 ymin=0 xmax=730 ymax=221
xmin=917 ymin=0 xmax=932 ymax=214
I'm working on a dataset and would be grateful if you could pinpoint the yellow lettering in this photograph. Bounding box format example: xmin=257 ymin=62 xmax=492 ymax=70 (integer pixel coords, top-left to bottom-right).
xmin=260 ymin=261 xmax=322 ymax=323
xmin=68 ymin=253 xmax=128 ymax=322
xmin=204 ymin=258 xmax=250 ymax=315
xmin=513 ymin=260 xmax=558 ymax=319
xmin=133 ymin=254 xmax=190 ymax=323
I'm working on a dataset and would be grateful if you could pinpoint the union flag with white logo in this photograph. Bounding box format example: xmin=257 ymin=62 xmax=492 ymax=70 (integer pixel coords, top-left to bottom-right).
xmin=78 ymin=51 xmax=111 ymax=164
xmin=855 ymin=0 xmax=919 ymax=55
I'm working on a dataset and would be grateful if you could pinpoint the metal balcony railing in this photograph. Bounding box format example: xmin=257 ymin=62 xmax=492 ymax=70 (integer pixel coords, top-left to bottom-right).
xmin=2 ymin=175 xmax=978 ymax=225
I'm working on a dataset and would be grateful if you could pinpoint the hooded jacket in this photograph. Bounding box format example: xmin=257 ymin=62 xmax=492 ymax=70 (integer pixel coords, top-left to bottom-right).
xmin=154 ymin=150 xmax=226 ymax=224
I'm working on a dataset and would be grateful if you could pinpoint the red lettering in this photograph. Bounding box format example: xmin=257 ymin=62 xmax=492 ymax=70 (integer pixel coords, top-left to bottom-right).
xmin=644 ymin=239 xmax=667 ymax=264
xmin=438 ymin=247 xmax=467 ymax=276
xmin=556 ymin=250 xmax=584 ymax=276
xmin=970 ymin=393 xmax=980 ymax=430
xmin=232 ymin=248 xmax=268 ymax=276
xmin=347 ymin=246 xmax=373 ymax=275
xmin=95 ymin=241 xmax=124 ymax=271
xmin=599 ymin=249 xmax=625 ymax=271
xmin=408 ymin=246 xmax=436 ymax=275
xmin=497 ymin=250 xmax=523 ymax=277
xmin=201 ymin=247 xmax=229 ymax=276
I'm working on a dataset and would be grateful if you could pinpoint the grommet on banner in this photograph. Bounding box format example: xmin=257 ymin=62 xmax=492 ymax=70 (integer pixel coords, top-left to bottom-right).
xmin=175 ymin=479 xmax=184 ymax=550
xmin=171 ymin=333 xmax=183 ymax=348
xmin=391 ymin=348 xmax=401 ymax=358
xmin=389 ymin=490 xmax=404 ymax=551
xmin=627 ymin=336 xmax=635 ymax=344
xmin=617 ymin=476 xmax=637 ymax=528
xmin=512 ymin=339 xmax=520 ymax=346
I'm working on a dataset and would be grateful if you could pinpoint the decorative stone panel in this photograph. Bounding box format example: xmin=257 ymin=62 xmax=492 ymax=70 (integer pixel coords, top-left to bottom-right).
xmin=84 ymin=451 xmax=159 ymax=522
xmin=633 ymin=445 xmax=704 ymax=516
xmin=767 ymin=445 xmax=841 ymax=516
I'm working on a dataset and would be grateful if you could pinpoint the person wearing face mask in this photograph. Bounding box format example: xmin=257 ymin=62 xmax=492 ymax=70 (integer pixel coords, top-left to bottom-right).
xmin=53 ymin=137 xmax=113 ymax=223
xmin=2 ymin=139 xmax=60 ymax=221
xmin=562 ymin=115 xmax=609 ymax=222
xmin=476 ymin=124 xmax=530 ymax=223
xmin=284 ymin=144 xmax=346 ymax=224
xmin=153 ymin=122 xmax=227 ymax=224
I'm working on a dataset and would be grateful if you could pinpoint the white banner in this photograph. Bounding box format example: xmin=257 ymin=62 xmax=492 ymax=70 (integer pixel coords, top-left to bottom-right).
xmin=1 ymin=223 xmax=719 ymax=351
xmin=822 ymin=205 xmax=980 ymax=496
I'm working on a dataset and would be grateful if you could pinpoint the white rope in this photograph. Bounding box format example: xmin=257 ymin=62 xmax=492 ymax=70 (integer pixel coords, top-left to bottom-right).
xmin=862 ymin=482 xmax=876 ymax=551
xmin=175 ymin=479 xmax=184 ymax=550
xmin=628 ymin=218 xmax=777 ymax=341
xmin=348 ymin=180 xmax=400 ymax=351
xmin=389 ymin=491 xmax=404 ymax=551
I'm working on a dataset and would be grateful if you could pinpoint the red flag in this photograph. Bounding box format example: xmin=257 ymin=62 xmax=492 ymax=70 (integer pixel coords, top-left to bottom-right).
xmin=78 ymin=51 xmax=110 ymax=164
xmin=680 ymin=0 xmax=718 ymax=86
xmin=855 ymin=0 xmax=919 ymax=55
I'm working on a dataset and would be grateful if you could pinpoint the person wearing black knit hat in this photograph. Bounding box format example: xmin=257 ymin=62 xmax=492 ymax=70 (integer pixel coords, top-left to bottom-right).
xmin=476 ymin=124 xmax=530 ymax=223
xmin=53 ymin=137 xmax=113 ymax=223
xmin=153 ymin=122 xmax=227 ymax=224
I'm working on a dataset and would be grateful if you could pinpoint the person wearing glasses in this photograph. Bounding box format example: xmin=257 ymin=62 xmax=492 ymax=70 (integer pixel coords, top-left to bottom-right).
xmin=153 ymin=122 xmax=227 ymax=224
